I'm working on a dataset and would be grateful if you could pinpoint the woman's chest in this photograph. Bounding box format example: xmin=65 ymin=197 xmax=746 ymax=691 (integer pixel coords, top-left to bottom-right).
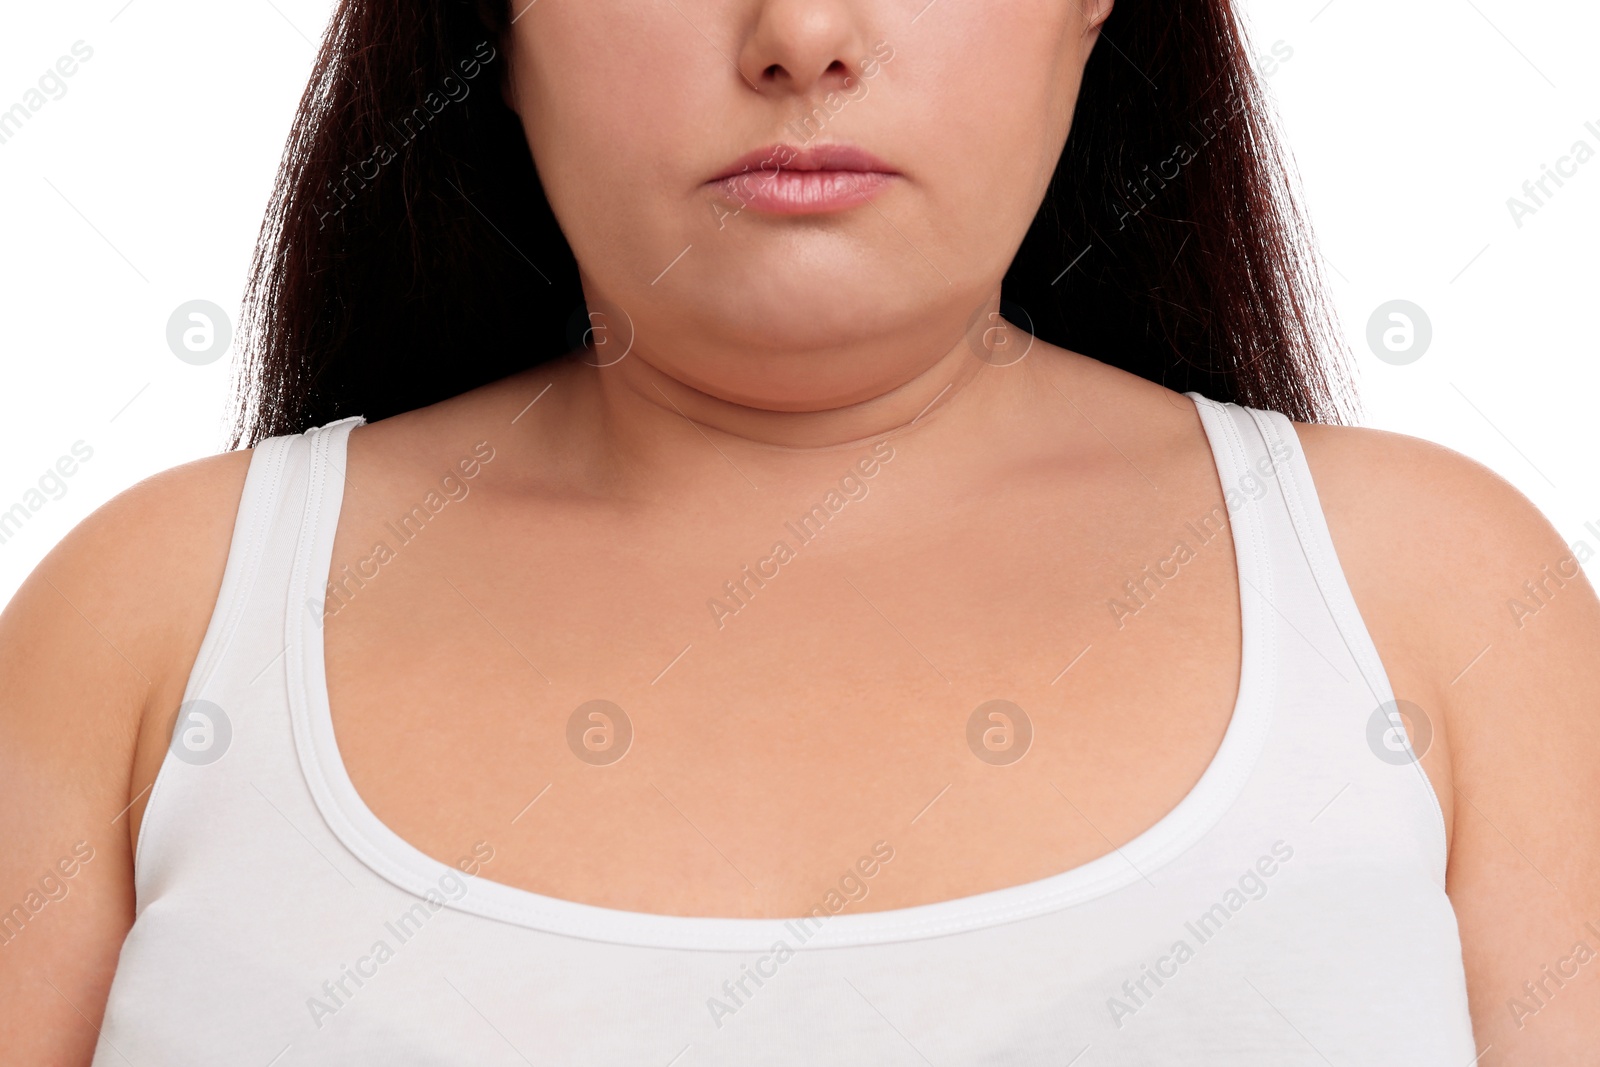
xmin=320 ymin=484 xmax=1249 ymax=919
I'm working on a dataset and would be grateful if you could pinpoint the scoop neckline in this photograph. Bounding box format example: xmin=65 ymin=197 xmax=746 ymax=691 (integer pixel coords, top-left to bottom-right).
xmin=284 ymin=395 xmax=1276 ymax=950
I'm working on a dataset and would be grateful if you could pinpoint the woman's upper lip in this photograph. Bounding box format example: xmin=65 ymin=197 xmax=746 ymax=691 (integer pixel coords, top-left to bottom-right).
xmin=707 ymin=143 xmax=897 ymax=183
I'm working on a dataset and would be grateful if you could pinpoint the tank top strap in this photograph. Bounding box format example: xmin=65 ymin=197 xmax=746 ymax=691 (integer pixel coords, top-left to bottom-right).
xmin=285 ymin=415 xmax=363 ymax=688
xmin=132 ymin=415 xmax=366 ymax=908
xmin=1213 ymin=399 xmax=1410 ymax=722
xmin=1238 ymin=405 xmax=1403 ymax=722
xmin=1186 ymin=392 xmax=1448 ymax=886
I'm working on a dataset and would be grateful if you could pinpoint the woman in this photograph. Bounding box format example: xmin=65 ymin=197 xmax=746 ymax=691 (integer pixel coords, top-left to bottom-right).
xmin=3 ymin=0 xmax=1596 ymax=1062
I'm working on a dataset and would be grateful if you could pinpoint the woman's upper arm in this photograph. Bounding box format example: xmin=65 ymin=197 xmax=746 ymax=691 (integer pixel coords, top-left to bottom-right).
xmin=1300 ymin=422 xmax=1600 ymax=1064
xmin=0 ymin=449 xmax=250 ymax=1065
xmin=1427 ymin=459 xmax=1600 ymax=1064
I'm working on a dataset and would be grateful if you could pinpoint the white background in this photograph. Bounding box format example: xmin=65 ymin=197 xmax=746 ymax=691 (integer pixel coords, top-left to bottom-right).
xmin=0 ymin=0 xmax=1596 ymax=608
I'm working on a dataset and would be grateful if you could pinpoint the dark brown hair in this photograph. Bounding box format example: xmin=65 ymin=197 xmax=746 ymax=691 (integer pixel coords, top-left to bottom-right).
xmin=228 ymin=0 xmax=1356 ymax=448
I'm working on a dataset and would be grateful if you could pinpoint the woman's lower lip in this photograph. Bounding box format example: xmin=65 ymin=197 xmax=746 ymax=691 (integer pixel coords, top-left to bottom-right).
xmin=709 ymin=170 xmax=896 ymax=215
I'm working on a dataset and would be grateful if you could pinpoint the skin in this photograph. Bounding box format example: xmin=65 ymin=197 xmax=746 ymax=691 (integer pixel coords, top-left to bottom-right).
xmin=2 ymin=0 xmax=1597 ymax=1062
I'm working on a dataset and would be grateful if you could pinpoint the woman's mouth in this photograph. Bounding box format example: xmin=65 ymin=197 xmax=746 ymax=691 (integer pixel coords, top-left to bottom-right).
xmin=707 ymin=143 xmax=899 ymax=216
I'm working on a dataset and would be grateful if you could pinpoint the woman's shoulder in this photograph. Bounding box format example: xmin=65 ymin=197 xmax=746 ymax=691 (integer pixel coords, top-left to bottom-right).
xmin=1079 ymin=353 xmax=1596 ymax=805
xmin=1290 ymin=418 xmax=1583 ymax=640
xmin=1291 ymin=416 xmax=1594 ymax=712
xmin=1293 ymin=416 xmax=1598 ymax=847
xmin=19 ymin=444 xmax=258 ymax=670
xmin=3 ymin=443 xmax=256 ymax=682
xmin=0 ymin=445 xmax=258 ymax=844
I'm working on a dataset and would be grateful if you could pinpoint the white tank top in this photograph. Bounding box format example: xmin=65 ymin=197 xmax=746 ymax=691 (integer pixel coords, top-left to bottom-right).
xmin=96 ymin=395 xmax=1477 ymax=1064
